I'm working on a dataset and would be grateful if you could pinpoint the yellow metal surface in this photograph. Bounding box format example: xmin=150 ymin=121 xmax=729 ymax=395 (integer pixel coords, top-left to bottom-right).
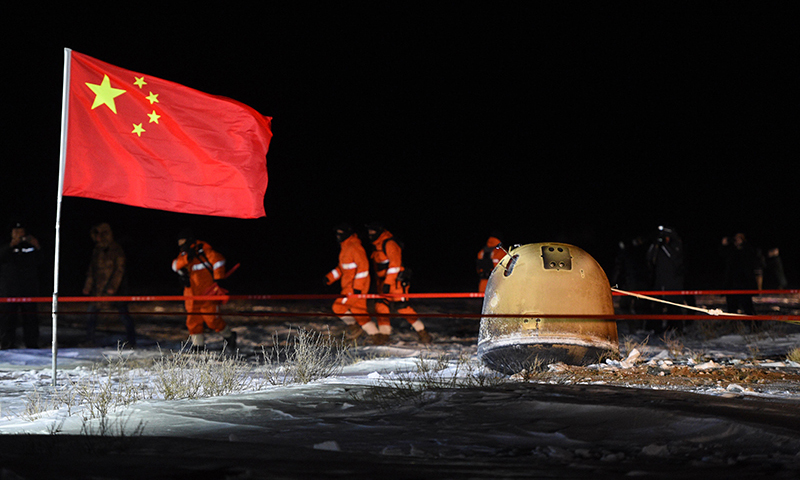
xmin=478 ymin=243 xmax=619 ymax=374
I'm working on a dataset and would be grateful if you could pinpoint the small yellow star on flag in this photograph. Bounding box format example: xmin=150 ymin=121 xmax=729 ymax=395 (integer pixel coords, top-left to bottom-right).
xmin=146 ymin=92 xmax=159 ymax=104
xmin=86 ymin=75 xmax=126 ymax=114
xmin=134 ymin=76 xmax=147 ymax=88
xmin=132 ymin=123 xmax=145 ymax=136
xmin=147 ymin=110 xmax=161 ymax=124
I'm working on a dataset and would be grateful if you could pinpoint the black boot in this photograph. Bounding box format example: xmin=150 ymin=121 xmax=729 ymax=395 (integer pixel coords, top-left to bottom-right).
xmin=367 ymin=333 xmax=390 ymax=346
xmin=223 ymin=331 xmax=237 ymax=353
xmin=417 ymin=329 xmax=432 ymax=344
xmin=346 ymin=323 xmax=365 ymax=340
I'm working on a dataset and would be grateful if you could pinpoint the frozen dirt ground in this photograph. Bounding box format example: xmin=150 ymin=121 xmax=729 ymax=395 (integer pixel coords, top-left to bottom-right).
xmin=1 ymin=296 xmax=799 ymax=479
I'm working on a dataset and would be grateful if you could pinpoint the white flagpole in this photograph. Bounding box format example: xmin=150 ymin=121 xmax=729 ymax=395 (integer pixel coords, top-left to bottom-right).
xmin=52 ymin=48 xmax=72 ymax=387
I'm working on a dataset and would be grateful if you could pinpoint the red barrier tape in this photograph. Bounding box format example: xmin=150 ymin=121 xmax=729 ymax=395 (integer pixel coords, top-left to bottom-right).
xmin=2 ymin=291 xmax=799 ymax=322
xmin=0 ymin=290 xmax=798 ymax=303
xmin=613 ymin=289 xmax=799 ymax=296
xmin=120 ymin=311 xmax=798 ymax=322
xmin=219 ymin=312 xmax=799 ymax=322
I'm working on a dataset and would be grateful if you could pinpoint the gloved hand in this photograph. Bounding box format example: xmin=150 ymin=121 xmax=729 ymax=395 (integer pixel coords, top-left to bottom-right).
xmin=179 ymin=243 xmax=196 ymax=261
xmin=381 ymin=284 xmax=390 ymax=294
xmin=177 ymin=268 xmax=191 ymax=288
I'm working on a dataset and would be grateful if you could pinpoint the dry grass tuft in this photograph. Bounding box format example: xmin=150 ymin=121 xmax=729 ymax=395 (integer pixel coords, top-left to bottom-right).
xmin=261 ymin=327 xmax=351 ymax=385
xmin=660 ymin=331 xmax=684 ymax=356
xmin=786 ymin=348 xmax=800 ymax=364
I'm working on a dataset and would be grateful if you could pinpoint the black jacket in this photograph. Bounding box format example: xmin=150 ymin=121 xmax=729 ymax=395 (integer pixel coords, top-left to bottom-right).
xmin=0 ymin=240 xmax=42 ymax=296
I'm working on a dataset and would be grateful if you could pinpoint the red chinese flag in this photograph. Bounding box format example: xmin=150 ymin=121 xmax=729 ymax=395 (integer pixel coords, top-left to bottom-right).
xmin=64 ymin=51 xmax=272 ymax=218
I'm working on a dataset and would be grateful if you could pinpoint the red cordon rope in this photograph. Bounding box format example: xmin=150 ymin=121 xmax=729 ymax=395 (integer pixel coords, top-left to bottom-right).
xmin=612 ymin=289 xmax=799 ymax=297
xmin=0 ymin=293 xmax=485 ymax=303
xmin=202 ymin=312 xmax=799 ymax=322
xmin=1 ymin=291 xmax=798 ymax=322
xmin=1 ymin=289 xmax=797 ymax=303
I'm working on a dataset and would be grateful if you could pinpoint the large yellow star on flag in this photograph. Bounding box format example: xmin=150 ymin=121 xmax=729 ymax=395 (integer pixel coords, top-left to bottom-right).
xmin=86 ymin=75 xmax=126 ymax=114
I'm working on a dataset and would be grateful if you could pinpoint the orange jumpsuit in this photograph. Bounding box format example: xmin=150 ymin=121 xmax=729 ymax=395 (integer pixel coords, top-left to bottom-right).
xmin=326 ymin=233 xmax=370 ymax=324
xmin=477 ymin=236 xmax=505 ymax=293
xmin=370 ymin=230 xmax=419 ymax=331
xmin=171 ymin=240 xmax=227 ymax=335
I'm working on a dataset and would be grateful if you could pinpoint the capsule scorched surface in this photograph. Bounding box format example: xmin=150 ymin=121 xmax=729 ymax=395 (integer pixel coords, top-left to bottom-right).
xmin=478 ymin=243 xmax=619 ymax=374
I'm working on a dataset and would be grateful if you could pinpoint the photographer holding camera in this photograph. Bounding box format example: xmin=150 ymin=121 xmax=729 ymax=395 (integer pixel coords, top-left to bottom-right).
xmin=645 ymin=226 xmax=687 ymax=333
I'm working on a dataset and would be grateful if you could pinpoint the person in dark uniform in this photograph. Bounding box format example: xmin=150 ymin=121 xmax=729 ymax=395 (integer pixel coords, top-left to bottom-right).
xmin=611 ymin=236 xmax=651 ymax=332
xmin=646 ymin=226 xmax=687 ymax=333
xmin=763 ymin=246 xmax=788 ymax=290
xmin=720 ymin=233 xmax=763 ymax=316
xmin=0 ymin=222 xmax=43 ymax=349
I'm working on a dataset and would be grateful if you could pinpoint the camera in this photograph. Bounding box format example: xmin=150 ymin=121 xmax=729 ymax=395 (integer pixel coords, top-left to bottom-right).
xmin=656 ymin=226 xmax=674 ymax=245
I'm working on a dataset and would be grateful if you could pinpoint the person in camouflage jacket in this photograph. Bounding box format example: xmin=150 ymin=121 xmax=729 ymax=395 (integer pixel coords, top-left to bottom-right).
xmin=82 ymin=223 xmax=136 ymax=347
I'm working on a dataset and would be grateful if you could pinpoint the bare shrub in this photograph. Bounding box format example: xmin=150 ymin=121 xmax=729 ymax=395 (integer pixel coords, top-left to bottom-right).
xmin=152 ymin=345 xmax=254 ymax=400
xmin=22 ymin=388 xmax=62 ymax=422
xmin=23 ymin=349 xmax=151 ymax=423
xmin=20 ymin=344 xmax=254 ymax=436
xmin=261 ymin=327 xmax=350 ymax=385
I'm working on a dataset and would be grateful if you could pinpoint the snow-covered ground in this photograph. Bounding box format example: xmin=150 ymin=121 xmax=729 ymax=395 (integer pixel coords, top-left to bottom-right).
xmin=1 ymin=298 xmax=799 ymax=479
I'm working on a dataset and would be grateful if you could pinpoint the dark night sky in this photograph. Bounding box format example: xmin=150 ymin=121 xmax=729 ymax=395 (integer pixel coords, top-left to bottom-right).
xmin=3 ymin=5 xmax=798 ymax=297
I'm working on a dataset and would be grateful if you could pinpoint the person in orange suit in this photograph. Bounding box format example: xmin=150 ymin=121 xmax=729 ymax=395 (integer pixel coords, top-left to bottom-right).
xmin=366 ymin=223 xmax=431 ymax=345
xmin=476 ymin=233 xmax=505 ymax=293
xmin=171 ymin=229 xmax=236 ymax=352
xmin=325 ymin=223 xmax=377 ymax=341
